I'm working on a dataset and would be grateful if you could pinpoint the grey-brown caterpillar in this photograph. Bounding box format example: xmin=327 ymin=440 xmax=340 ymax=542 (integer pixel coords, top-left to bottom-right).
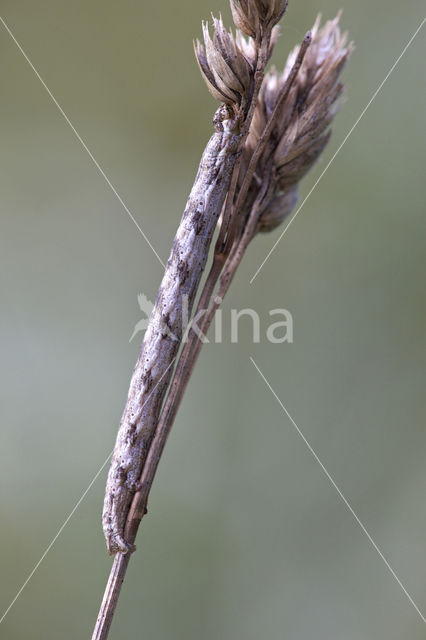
xmin=102 ymin=107 xmax=242 ymax=554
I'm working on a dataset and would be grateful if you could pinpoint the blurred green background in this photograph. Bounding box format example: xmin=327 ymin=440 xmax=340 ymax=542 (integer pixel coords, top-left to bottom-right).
xmin=0 ymin=1 xmax=425 ymax=638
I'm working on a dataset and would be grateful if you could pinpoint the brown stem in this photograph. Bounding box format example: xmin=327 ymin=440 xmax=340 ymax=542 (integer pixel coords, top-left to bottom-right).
xmin=91 ymin=28 xmax=274 ymax=640
xmin=91 ymin=174 xmax=269 ymax=640
xmin=92 ymin=554 xmax=130 ymax=640
xmin=92 ymin=8 xmax=354 ymax=637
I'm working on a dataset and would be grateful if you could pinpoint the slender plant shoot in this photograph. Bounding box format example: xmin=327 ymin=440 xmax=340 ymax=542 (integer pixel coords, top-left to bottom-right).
xmin=94 ymin=2 xmax=352 ymax=638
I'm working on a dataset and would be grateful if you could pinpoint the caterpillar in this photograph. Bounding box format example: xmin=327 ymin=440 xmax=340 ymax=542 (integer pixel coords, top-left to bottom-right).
xmin=102 ymin=106 xmax=241 ymax=554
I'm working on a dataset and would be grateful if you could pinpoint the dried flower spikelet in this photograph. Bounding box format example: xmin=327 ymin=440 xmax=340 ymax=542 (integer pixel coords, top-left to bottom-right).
xmin=254 ymin=0 xmax=288 ymax=28
xmin=194 ymin=16 xmax=252 ymax=105
xmin=274 ymin=14 xmax=353 ymax=188
xmin=231 ymin=0 xmax=286 ymax=38
xmin=235 ymin=30 xmax=257 ymax=65
xmin=257 ymin=185 xmax=298 ymax=232
xmin=246 ymin=13 xmax=352 ymax=232
xmin=230 ymin=0 xmax=259 ymax=38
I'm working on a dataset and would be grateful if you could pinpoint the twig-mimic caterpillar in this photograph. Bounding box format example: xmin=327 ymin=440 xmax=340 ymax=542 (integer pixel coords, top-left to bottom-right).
xmin=102 ymin=107 xmax=241 ymax=554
